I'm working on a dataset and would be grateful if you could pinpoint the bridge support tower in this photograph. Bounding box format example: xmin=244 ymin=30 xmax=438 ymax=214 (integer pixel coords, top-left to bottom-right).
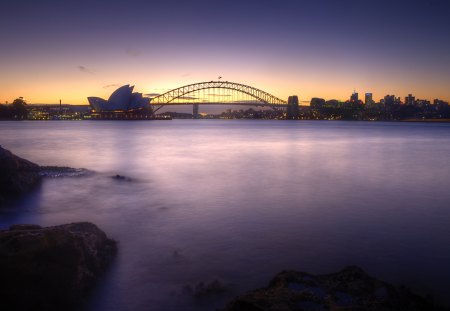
xmin=286 ymin=96 xmax=299 ymax=119
xmin=193 ymin=104 xmax=199 ymax=118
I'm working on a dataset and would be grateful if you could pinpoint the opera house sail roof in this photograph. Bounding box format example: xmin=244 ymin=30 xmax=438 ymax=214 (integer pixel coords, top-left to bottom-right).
xmin=88 ymin=85 xmax=151 ymax=112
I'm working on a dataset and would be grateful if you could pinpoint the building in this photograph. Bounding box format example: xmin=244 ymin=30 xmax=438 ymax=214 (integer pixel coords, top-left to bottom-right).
xmin=310 ymin=98 xmax=325 ymax=108
xmin=405 ymin=94 xmax=415 ymax=105
xmin=365 ymin=93 xmax=374 ymax=105
xmin=88 ymin=85 xmax=153 ymax=119
xmin=383 ymin=95 xmax=398 ymax=106
xmin=350 ymin=91 xmax=358 ymax=102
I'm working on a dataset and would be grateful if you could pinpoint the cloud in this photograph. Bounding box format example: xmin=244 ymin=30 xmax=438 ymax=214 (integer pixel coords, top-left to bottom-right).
xmin=126 ymin=48 xmax=142 ymax=57
xmin=77 ymin=66 xmax=93 ymax=74
xmin=178 ymin=96 xmax=198 ymax=100
xmin=181 ymin=73 xmax=191 ymax=77
xmin=144 ymin=93 xmax=161 ymax=97
xmin=103 ymin=84 xmax=120 ymax=89
xmin=206 ymin=93 xmax=232 ymax=97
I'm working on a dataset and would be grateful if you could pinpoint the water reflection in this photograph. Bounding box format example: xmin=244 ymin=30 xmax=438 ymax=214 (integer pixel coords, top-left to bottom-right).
xmin=0 ymin=120 xmax=449 ymax=310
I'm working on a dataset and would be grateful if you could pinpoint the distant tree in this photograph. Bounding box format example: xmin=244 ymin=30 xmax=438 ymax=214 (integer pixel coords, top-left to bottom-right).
xmin=0 ymin=104 xmax=10 ymax=119
xmin=11 ymin=97 xmax=28 ymax=119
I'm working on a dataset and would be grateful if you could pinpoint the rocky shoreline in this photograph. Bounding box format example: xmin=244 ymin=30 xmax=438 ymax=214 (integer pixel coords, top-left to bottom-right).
xmin=0 ymin=145 xmax=92 ymax=203
xmin=0 ymin=146 xmax=117 ymax=309
xmin=0 ymin=145 xmax=41 ymax=202
xmin=222 ymin=266 xmax=447 ymax=311
xmin=0 ymin=222 xmax=117 ymax=310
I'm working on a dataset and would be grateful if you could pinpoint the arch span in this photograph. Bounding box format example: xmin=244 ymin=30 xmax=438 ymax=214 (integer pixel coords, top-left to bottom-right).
xmin=150 ymin=81 xmax=287 ymax=113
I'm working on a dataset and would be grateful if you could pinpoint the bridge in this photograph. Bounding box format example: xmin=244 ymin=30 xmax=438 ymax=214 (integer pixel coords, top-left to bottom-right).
xmin=149 ymin=81 xmax=288 ymax=114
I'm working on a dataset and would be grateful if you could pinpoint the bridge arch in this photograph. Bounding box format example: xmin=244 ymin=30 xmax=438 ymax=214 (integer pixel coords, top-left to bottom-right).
xmin=150 ymin=81 xmax=287 ymax=113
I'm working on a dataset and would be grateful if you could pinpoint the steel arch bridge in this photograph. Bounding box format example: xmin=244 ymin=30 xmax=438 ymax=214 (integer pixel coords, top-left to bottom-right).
xmin=150 ymin=81 xmax=287 ymax=113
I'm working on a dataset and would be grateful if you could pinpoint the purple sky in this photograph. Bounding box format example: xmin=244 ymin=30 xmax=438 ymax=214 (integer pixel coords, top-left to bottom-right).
xmin=1 ymin=0 xmax=449 ymax=104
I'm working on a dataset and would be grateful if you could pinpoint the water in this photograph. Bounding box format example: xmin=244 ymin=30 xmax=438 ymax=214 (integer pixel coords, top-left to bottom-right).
xmin=1 ymin=120 xmax=450 ymax=310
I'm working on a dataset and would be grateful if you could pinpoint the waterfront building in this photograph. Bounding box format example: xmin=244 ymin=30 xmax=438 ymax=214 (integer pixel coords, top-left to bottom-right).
xmin=88 ymin=85 xmax=153 ymax=119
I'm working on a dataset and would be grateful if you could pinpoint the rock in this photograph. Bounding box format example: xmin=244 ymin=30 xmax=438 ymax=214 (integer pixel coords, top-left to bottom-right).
xmin=112 ymin=174 xmax=132 ymax=181
xmin=0 ymin=222 xmax=117 ymax=311
xmin=182 ymin=279 xmax=229 ymax=298
xmin=222 ymin=266 xmax=446 ymax=311
xmin=0 ymin=145 xmax=41 ymax=202
xmin=39 ymin=166 xmax=92 ymax=178
xmin=9 ymin=224 xmax=42 ymax=231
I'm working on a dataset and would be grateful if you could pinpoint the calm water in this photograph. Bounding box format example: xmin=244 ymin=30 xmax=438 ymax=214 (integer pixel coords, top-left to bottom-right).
xmin=1 ymin=120 xmax=450 ymax=310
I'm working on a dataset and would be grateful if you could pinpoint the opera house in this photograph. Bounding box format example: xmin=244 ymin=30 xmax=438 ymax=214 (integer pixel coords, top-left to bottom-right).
xmin=88 ymin=85 xmax=154 ymax=119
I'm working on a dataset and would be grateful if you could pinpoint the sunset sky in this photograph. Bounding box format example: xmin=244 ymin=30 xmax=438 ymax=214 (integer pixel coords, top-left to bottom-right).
xmin=1 ymin=0 xmax=449 ymax=105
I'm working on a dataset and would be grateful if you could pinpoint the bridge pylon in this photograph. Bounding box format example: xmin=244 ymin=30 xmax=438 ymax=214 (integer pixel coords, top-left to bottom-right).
xmin=193 ymin=104 xmax=199 ymax=118
xmin=286 ymin=95 xmax=299 ymax=119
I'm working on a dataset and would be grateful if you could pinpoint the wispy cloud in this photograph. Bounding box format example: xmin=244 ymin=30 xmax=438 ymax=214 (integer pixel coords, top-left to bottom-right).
xmin=206 ymin=93 xmax=232 ymax=97
xmin=77 ymin=65 xmax=93 ymax=74
xmin=126 ymin=48 xmax=142 ymax=57
xmin=103 ymin=84 xmax=120 ymax=89
xmin=178 ymin=96 xmax=198 ymax=100
xmin=181 ymin=73 xmax=191 ymax=78
xmin=144 ymin=93 xmax=161 ymax=97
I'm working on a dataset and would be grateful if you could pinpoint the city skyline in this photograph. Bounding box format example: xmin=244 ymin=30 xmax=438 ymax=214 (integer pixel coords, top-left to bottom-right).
xmin=1 ymin=0 xmax=450 ymax=104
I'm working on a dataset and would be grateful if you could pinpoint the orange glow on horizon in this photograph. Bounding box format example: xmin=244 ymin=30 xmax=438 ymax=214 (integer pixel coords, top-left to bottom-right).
xmin=1 ymin=65 xmax=449 ymax=105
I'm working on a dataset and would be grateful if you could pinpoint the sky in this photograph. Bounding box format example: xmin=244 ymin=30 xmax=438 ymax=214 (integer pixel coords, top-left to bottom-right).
xmin=1 ymin=0 xmax=450 ymax=105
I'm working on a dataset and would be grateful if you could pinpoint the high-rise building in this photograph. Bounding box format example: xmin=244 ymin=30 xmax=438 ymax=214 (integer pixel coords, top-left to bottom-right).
xmin=365 ymin=93 xmax=373 ymax=104
xmin=350 ymin=91 xmax=358 ymax=102
xmin=405 ymin=94 xmax=415 ymax=105
xmin=384 ymin=95 xmax=396 ymax=106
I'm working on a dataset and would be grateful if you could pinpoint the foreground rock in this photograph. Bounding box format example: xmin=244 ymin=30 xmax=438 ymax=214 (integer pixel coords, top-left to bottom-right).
xmin=223 ymin=266 xmax=446 ymax=311
xmin=182 ymin=279 xmax=229 ymax=298
xmin=0 ymin=145 xmax=41 ymax=202
xmin=0 ymin=146 xmax=90 ymax=203
xmin=0 ymin=222 xmax=117 ymax=310
xmin=40 ymin=166 xmax=92 ymax=178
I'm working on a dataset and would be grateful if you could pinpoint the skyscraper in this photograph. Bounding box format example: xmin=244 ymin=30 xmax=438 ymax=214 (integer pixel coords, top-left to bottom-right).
xmin=383 ymin=95 xmax=396 ymax=106
xmin=365 ymin=93 xmax=373 ymax=104
xmin=350 ymin=91 xmax=358 ymax=102
xmin=405 ymin=94 xmax=415 ymax=105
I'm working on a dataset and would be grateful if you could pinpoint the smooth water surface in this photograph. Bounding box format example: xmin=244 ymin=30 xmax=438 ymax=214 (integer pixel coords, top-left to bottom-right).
xmin=1 ymin=120 xmax=450 ymax=310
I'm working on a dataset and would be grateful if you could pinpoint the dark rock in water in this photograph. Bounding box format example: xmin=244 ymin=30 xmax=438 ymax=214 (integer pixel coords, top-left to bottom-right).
xmin=222 ymin=266 xmax=446 ymax=311
xmin=39 ymin=166 xmax=92 ymax=178
xmin=183 ymin=279 xmax=229 ymax=298
xmin=0 ymin=146 xmax=91 ymax=204
xmin=112 ymin=174 xmax=132 ymax=181
xmin=0 ymin=145 xmax=41 ymax=202
xmin=0 ymin=222 xmax=117 ymax=311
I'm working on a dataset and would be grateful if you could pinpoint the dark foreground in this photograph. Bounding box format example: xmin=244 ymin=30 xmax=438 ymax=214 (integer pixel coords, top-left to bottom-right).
xmin=223 ymin=266 xmax=447 ymax=311
xmin=0 ymin=222 xmax=117 ymax=310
